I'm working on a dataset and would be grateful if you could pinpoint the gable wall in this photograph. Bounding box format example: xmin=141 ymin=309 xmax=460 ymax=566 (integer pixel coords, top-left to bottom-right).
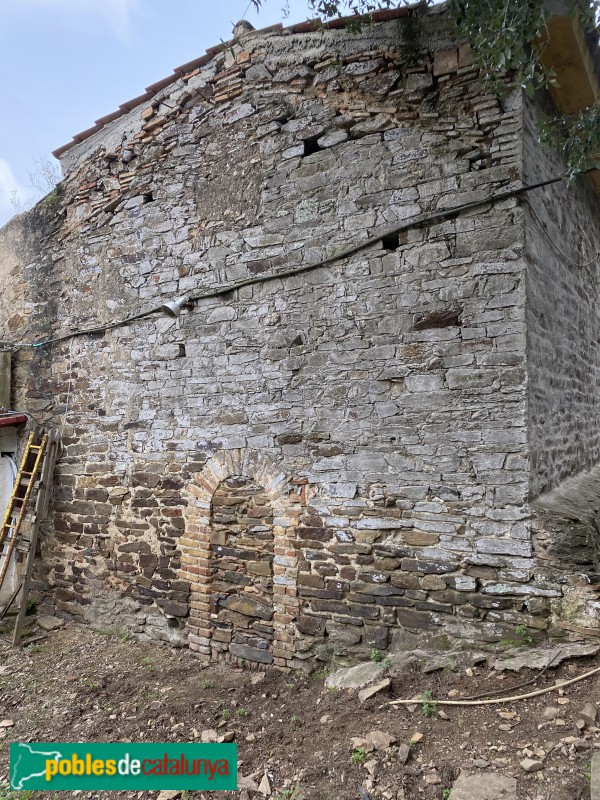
xmin=1 ymin=15 xmax=561 ymax=664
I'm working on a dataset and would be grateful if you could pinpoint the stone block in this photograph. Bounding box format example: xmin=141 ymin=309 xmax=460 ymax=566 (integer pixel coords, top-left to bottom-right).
xmin=325 ymin=661 xmax=385 ymax=690
xmin=325 ymin=621 xmax=362 ymax=644
xmin=228 ymin=643 xmax=273 ymax=664
xmin=296 ymin=614 xmax=326 ymax=636
xmin=395 ymin=608 xmax=439 ymax=631
xmin=221 ymin=595 xmax=273 ymax=620
xmin=403 ymin=531 xmax=440 ymax=546
xmin=476 ymin=539 xmax=532 ymax=558
xmin=157 ymin=599 xmax=188 ymax=617
xmin=449 ymin=772 xmax=516 ymax=800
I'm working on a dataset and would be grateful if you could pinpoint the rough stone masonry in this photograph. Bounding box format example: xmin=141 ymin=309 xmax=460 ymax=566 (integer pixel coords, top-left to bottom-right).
xmin=0 ymin=5 xmax=599 ymax=669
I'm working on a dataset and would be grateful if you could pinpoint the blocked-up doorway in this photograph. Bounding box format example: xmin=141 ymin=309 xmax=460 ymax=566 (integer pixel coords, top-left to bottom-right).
xmin=210 ymin=476 xmax=274 ymax=665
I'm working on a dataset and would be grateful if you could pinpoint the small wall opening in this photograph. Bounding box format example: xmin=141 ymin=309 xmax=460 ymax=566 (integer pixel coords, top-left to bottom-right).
xmin=303 ymin=136 xmax=322 ymax=156
xmin=210 ymin=476 xmax=274 ymax=665
xmin=381 ymin=232 xmax=400 ymax=250
xmin=413 ymin=307 xmax=462 ymax=330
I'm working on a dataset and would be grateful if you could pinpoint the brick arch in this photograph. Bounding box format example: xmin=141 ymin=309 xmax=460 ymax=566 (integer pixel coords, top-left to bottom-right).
xmin=180 ymin=449 xmax=301 ymax=670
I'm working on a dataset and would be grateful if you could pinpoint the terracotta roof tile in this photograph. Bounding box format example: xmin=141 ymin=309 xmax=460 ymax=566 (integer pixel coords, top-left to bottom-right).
xmin=254 ymin=23 xmax=283 ymax=33
xmin=94 ymin=109 xmax=126 ymax=126
xmin=120 ymin=91 xmax=154 ymax=110
xmin=370 ymin=8 xmax=410 ymax=21
xmin=286 ymin=21 xmax=317 ymax=33
xmin=52 ymin=141 xmax=76 ymax=158
xmin=145 ymin=76 xmax=178 ymax=94
xmin=173 ymin=54 xmax=213 ymax=74
xmin=205 ymin=43 xmax=228 ymax=56
xmin=50 ymin=12 xmax=408 ymax=159
xmin=73 ymin=123 xmax=104 ymax=142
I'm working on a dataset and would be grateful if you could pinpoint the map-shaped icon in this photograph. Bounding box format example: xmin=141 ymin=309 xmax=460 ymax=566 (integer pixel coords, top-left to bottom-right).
xmin=11 ymin=743 xmax=63 ymax=790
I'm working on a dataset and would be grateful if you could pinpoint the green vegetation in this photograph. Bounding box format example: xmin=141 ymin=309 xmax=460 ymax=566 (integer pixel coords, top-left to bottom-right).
xmin=273 ymin=788 xmax=303 ymax=800
xmin=515 ymin=624 xmax=534 ymax=645
xmin=420 ymin=689 xmax=438 ymax=717
xmin=79 ymin=676 xmax=101 ymax=692
xmin=350 ymin=747 xmax=369 ymax=765
xmin=0 ymin=780 xmax=33 ymax=800
xmin=582 ymin=760 xmax=592 ymax=783
xmin=251 ymin=0 xmax=600 ymax=180
xmin=500 ymin=624 xmax=534 ymax=648
xmin=310 ymin=668 xmax=331 ymax=680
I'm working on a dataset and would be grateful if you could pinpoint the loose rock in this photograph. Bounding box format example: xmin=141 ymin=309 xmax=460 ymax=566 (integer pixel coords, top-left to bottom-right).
xmin=397 ymin=743 xmax=411 ymax=765
xmin=365 ymin=730 xmax=396 ymax=751
xmin=359 ymin=678 xmax=391 ymax=703
xmin=37 ymin=615 xmax=65 ymax=631
xmin=493 ymin=643 xmax=600 ymax=672
xmin=450 ymin=772 xmax=517 ymax=800
xmin=325 ymin=662 xmax=385 ymax=690
xmin=258 ymin=772 xmax=271 ymax=796
xmin=520 ymin=758 xmax=543 ymax=772
xmin=580 ymin=702 xmax=597 ymax=726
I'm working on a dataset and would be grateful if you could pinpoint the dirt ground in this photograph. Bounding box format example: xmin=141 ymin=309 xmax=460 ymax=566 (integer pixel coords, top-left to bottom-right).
xmin=0 ymin=624 xmax=597 ymax=800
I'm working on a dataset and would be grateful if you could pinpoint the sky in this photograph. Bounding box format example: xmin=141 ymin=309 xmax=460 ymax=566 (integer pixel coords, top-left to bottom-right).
xmin=0 ymin=0 xmax=312 ymax=226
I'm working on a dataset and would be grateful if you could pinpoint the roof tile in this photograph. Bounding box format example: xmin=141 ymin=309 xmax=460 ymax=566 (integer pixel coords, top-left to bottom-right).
xmin=51 ymin=12 xmax=408 ymax=159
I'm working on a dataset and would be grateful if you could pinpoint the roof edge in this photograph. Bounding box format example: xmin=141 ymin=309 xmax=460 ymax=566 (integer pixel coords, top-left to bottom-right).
xmin=51 ymin=7 xmax=414 ymax=159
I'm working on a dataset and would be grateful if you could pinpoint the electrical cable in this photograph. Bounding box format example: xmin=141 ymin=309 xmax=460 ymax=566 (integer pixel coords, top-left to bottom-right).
xmin=459 ymin=649 xmax=561 ymax=701
xmin=388 ymin=661 xmax=600 ymax=706
xmin=0 ymin=172 xmax=576 ymax=353
xmin=523 ymin=198 xmax=599 ymax=269
xmin=185 ymin=174 xmax=564 ymax=304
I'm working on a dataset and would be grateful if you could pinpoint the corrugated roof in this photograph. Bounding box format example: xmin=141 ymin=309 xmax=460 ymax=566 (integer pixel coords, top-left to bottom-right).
xmin=51 ymin=9 xmax=411 ymax=159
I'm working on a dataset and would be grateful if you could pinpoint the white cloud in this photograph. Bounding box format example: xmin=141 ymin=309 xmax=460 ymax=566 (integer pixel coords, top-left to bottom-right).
xmin=0 ymin=160 xmax=30 ymax=228
xmin=9 ymin=0 xmax=139 ymax=41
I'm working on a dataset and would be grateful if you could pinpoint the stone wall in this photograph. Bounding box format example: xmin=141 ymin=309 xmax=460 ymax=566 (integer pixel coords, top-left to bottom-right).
xmin=0 ymin=10 xmax=583 ymax=667
xmin=523 ymin=95 xmax=600 ymax=499
xmin=0 ymin=207 xmax=56 ymax=418
xmin=523 ymin=93 xmax=600 ymax=631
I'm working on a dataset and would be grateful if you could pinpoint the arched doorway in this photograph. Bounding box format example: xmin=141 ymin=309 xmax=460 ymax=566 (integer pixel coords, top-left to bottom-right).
xmin=210 ymin=476 xmax=274 ymax=665
xmin=181 ymin=448 xmax=301 ymax=670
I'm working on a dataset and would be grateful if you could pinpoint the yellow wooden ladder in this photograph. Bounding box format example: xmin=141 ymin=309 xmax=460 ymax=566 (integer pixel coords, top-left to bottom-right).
xmin=0 ymin=432 xmax=48 ymax=590
xmin=0 ymin=429 xmax=61 ymax=646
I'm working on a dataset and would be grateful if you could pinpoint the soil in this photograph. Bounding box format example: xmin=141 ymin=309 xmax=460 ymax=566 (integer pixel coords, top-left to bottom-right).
xmin=0 ymin=624 xmax=597 ymax=800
